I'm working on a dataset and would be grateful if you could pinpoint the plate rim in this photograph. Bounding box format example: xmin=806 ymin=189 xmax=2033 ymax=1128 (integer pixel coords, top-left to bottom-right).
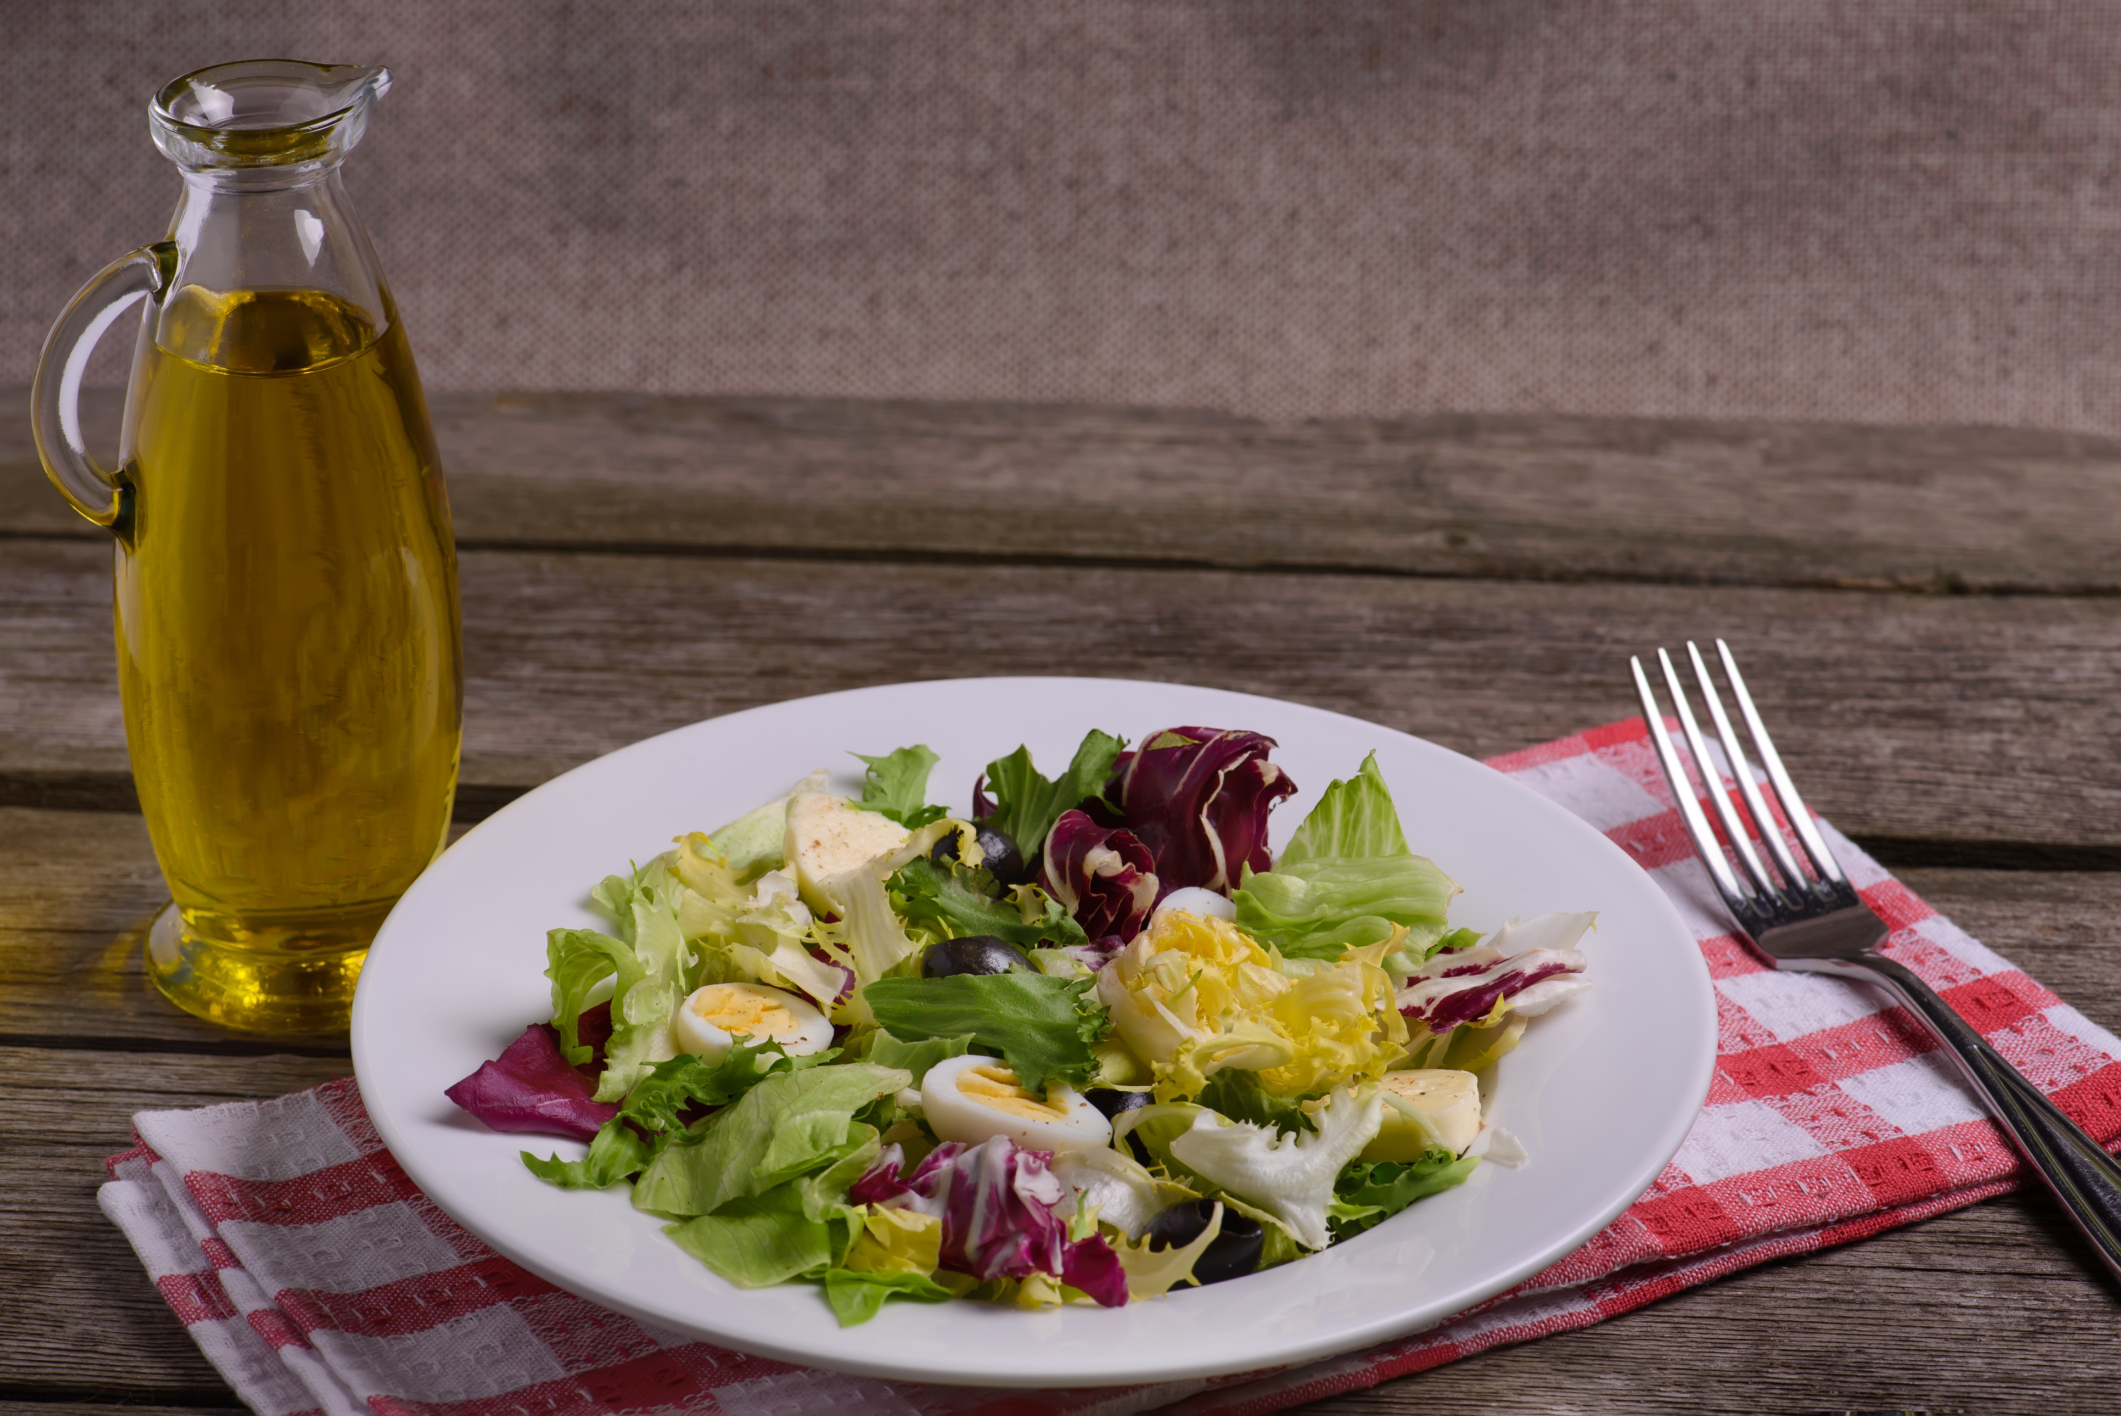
xmin=353 ymin=675 xmax=1715 ymax=1388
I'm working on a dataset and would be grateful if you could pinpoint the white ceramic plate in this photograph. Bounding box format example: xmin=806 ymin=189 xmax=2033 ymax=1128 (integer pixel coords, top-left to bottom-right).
xmin=353 ymin=677 xmax=1713 ymax=1389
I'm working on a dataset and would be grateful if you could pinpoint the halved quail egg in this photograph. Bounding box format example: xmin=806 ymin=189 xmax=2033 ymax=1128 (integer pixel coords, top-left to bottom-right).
xmin=673 ymin=981 xmax=834 ymax=1062
xmin=921 ymin=1053 xmax=1113 ymax=1152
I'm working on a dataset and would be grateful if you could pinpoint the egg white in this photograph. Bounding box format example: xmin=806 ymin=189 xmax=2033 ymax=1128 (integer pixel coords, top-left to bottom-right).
xmin=921 ymin=1053 xmax=1113 ymax=1152
xmin=1152 ymin=886 xmax=1236 ymax=923
xmin=673 ymin=981 xmax=834 ymax=1062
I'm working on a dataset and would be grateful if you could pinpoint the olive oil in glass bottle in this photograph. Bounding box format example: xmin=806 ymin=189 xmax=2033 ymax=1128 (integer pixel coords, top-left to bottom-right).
xmin=32 ymin=61 xmax=461 ymax=1032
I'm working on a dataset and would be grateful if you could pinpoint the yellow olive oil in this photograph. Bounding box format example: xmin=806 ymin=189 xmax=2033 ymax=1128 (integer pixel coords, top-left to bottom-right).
xmin=119 ymin=286 xmax=462 ymax=1031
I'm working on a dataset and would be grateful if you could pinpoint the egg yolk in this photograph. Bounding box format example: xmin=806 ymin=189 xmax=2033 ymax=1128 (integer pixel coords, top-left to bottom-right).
xmin=957 ymin=1063 xmax=1071 ymax=1122
xmin=691 ymin=987 xmax=798 ymax=1038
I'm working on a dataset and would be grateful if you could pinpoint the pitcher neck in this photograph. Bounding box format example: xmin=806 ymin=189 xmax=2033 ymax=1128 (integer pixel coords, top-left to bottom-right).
xmin=160 ymin=155 xmax=394 ymax=347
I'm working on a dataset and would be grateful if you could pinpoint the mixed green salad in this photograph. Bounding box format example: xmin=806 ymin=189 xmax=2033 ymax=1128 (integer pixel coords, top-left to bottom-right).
xmin=447 ymin=726 xmax=1594 ymax=1325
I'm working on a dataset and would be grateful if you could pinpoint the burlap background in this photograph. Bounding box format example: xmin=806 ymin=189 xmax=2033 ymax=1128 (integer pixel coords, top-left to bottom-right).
xmin=7 ymin=2 xmax=2120 ymax=428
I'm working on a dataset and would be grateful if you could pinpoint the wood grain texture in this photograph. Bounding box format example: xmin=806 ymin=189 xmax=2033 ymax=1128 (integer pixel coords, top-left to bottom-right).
xmin=1310 ymin=1191 xmax=2121 ymax=1414
xmin=9 ymin=390 xmax=2121 ymax=591
xmin=0 ymin=1047 xmax=351 ymax=1395
xmin=6 ymin=538 xmax=2120 ymax=853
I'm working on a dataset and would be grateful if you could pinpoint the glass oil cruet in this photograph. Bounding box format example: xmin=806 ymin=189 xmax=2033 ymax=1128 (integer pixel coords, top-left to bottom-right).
xmin=30 ymin=60 xmax=463 ymax=1033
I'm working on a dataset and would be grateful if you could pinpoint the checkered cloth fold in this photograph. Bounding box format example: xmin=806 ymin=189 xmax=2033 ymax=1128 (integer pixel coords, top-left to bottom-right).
xmin=99 ymin=717 xmax=2121 ymax=1415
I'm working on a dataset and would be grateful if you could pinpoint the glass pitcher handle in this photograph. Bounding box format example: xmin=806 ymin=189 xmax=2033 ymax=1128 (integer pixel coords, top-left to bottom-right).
xmin=30 ymin=241 xmax=177 ymax=528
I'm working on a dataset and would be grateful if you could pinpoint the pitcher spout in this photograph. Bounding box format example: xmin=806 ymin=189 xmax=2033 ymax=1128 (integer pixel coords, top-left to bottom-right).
xmin=151 ymin=60 xmax=391 ymax=172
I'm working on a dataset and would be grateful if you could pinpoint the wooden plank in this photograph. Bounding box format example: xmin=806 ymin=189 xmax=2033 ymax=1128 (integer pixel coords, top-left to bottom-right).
xmin=8 ymin=390 xmax=2121 ymax=592
xmin=0 ymin=1048 xmax=350 ymax=1396
xmin=0 ymin=807 xmax=351 ymax=1052
xmin=6 ymin=539 xmax=2121 ymax=853
xmin=1897 ymin=868 xmax=2121 ymax=1018
xmin=1311 ymin=1193 xmax=2121 ymax=1413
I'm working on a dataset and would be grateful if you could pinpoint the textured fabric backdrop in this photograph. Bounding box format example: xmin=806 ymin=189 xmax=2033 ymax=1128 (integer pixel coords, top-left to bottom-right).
xmin=8 ymin=2 xmax=2121 ymax=428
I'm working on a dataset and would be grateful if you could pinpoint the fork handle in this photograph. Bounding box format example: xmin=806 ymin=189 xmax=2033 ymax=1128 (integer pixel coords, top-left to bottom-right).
xmin=1841 ymin=953 xmax=2121 ymax=1279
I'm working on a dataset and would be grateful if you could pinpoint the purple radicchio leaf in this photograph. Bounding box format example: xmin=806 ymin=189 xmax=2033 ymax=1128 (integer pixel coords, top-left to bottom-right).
xmin=1060 ymin=935 xmax=1128 ymax=973
xmin=444 ymin=1022 xmax=619 ymax=1142
xmin=862 ymin=1135 xmax=1126 ymax=1305
xmin=1043 ymin=810 xmax=1160 ymax=942
xmin=1396 ymin=946 xmax=1590 ymax=1032
xmin=1059 ymin=1230 xmax=1129 ymax=1307
xmin=1107 ymin=727 xmax=1297 ymax=894
xmin=848 ymin=1141 xmax=922 ymax=1206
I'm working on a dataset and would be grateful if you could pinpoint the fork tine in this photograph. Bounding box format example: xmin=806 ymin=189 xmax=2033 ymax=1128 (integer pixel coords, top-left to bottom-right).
xmin=1630 ymin=654 xmax=1750 ymax=908
xmin=1685 ymin=640 xmax=1810 ymax=892
xmin=1714 ymin=638 xmax=1848 ymax=886
xmin=1656 ymin=649 xmax=1783 ymax=900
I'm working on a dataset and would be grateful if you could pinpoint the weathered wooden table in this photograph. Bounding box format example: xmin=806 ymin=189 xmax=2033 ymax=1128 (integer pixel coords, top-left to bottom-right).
xmin=6 ymin=393 xmax=2120 ymax=1412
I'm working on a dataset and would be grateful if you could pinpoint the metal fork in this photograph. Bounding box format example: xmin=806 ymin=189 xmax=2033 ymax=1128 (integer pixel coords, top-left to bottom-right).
xmin=1632 ymin=639 xmax=2121 ymax=1281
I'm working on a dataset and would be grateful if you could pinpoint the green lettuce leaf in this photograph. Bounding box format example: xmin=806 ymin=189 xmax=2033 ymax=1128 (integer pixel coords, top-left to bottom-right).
xmin=868 ymin=1029 xmax=974 ymax=1087
xmin=820 ymin=1268 xmax=957 ymax=1326
xmin=853 ymin=745 xmax=948 ymax=829
xmin=887 ymin=857 xmax=1090 ymax=949
xmin=1278 ymin=752 xmax=1409 ymax=866
xmin=664 ymin=1180 xmax=850 ymax=1288
xmin=861 ymin=973 xmax=1109 ymax=1093
xmin=1196 ymin=1069 xmax=1317 ymax=1137
xmin=1326 ymin=1149 xmax=1481 ymax=1243
xmin=631 ymin=1063 xmax=909 ymax=1218
xmin=521 ymin=1115 xmax=649 ymax=1190
xmin=981 ymin=730 xmax=1126 ymax=858
xmin=1232 ymin=854 xmax=1459 ymax=961
xmin=620 ymin=1041 xmax=838 ymax=1152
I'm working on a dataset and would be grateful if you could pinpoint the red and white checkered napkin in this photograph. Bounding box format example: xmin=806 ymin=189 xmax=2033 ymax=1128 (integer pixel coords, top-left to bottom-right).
xmin=100 ymin=717 xmax=2121 ymax=1416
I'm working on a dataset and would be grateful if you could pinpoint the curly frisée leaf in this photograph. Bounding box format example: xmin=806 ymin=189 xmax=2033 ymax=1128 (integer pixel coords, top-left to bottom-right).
xmin=544 ymin=928 xmax=632 ymax=1067
xmin=1165 ymin=1087 xmax=1387 ymax=1250
xmin=862 ymin=973 xmax=1110 ymax=1094
xmin=581 ymin=860 xmax=696 ymax=1102
xmin=853 ymin=744 xmax=948 ymax=829
xmin=1111 ymin=1202 xmax=1222 ymax=1299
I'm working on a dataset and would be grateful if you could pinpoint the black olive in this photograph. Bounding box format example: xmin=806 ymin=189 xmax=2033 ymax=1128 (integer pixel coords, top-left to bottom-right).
xmin=1084 ymin=1088 xmax=1152 ymax=1122
xmin=973 ymin=825 xmax=1033 ymax=886
xmin=928 ymin=825 xmax=1032 ymax=888
xmin=920 ymin=935 xmax=1035 ymax=978
xmin=1144 ymin=1198 xmax=1266 ymax=1285
xmin=1085 ymin=1088 xmax=1154 ymax=1163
